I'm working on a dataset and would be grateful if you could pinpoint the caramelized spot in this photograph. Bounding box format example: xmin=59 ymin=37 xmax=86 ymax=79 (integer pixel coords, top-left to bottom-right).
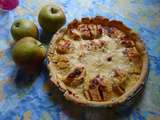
xmin=120 ymin=36 xmax=135 ymax=48
xmin=108 ymin=20 xmax=131 ymax=33
xmin=66 ymin=19 xmax=81 ymax=40
xmin=64 ymin=65 xmax=86 ymax=87
xmin=78 ymin=24 xmax=93 ymax=40
xmin=51 ymin=55 xmax=69 ymax=69
xmin=106 ymin=27 xmax=125 ymax=38
xmin=89 ymin=39 xmax=107 ymax=51
xmin=81 ymin=17 xmax=91 ymax=24
xmin=96 ymin=25 xmax=103 ymax=36
xmin=56 ymin=40 xmax=72 ymax=54
xmin=84 ymin=75 xmax=111 ymax=101
xmin=112 ymin=83 xmax=125 ymax=95
xmin=123 ymin=47 xmax=141 ymax=64
xmin=112 ymin=69 xmax=127 ymax=95
xmin=106 ymin=56 xmax=112 ymax=62
xmin=67 ymin=68 xmax=82 ymax=79
xmin=113 ymin=69 xmax=126 ymax=84
xmin=92 ymin=16 xmax=109 ymax=26
xmin=67 ymin=19 xmax=79 ymax=30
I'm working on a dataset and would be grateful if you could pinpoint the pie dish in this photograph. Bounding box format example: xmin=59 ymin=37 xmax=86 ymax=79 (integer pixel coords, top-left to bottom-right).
xmin=47 ymin=16 xmax=148 ymax=107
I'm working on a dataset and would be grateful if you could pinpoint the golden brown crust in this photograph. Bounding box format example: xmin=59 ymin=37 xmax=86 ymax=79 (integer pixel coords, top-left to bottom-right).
xmin=47 ymin=16 xmax=148 ymax=107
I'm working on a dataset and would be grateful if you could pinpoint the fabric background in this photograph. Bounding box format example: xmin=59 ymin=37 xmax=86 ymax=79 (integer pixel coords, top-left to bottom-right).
xmin=0 ymin=0 xmax=160 ymax=120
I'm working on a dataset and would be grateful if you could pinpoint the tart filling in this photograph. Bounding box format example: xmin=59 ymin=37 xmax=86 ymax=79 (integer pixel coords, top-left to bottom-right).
xmin=48 ymin=16 xmax=147 ymax=105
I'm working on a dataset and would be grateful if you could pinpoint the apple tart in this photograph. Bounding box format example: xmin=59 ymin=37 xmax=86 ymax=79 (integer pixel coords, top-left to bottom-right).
xmin=47 ymin=16 xmax=148 ymax=107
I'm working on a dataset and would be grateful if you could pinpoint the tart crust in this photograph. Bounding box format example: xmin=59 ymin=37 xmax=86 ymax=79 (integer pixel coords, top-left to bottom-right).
xmin=47 ymin=16 xmax=148 ymax=107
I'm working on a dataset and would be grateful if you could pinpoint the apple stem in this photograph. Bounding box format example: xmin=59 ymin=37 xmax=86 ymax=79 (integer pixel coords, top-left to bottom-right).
xmin=50 ymin=7 xmax=57 ymax=14
xmin=15 ymin=22 xmax=20 ymax=27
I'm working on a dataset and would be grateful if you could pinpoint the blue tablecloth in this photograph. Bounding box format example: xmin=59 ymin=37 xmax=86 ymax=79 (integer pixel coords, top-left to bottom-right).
xmin=0 ymin=0 xmax=160 ymax=120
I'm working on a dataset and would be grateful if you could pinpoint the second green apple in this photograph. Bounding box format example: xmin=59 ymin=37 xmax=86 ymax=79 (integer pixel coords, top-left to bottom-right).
xmin=11 ymin=19 xmax=39 ymax=41
xmin=38 ymin=4 xmax=66 ymax=33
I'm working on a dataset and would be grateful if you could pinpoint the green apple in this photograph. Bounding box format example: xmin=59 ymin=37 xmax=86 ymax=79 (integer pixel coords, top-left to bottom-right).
xmin=11 ymin=19 xmax=39 ymax=41
xmin=12 ymin=37 xmax=46 ymax=74
xmin=38 ymin=4 xmax=66 ymax=33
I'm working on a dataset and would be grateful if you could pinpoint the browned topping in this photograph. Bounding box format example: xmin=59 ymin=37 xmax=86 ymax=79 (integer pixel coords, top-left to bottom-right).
xmin=88 ymin=39 xmax=107 ymax=51
xmin=84 ymin=75 xmax=111 ymax=101
xmin=67 ymin=18 xmax=105 ymax=40
xmin=66 ymin=16 xmax=110 ymax=40
xmin=120 ymin=36 xmax=135 ymax=48
xmin=68 ymin=68 xmax=82 ymax=79
xmin=85 ymin=88 xmax=102 ymax=101
xmin=51 ymin=55 xmax=69 ymax=69
xmin=126 ymin=47 xmax=139 ymax=58
xmin=123 ymin=47 xmax=141 ymax=64
xmin=121 ymin=39 xmax=134 ymax=48
xmin=96 ymin=25 xmax=103 ymax=35
xmin=105 ymin=27 xmax=125 ymax=39
xmin=112 ymin=69 xmax=127 ymax=95
xmin=71 ymin=29 xmax=81 ymax=40
xmin=88 ymin=24 xmax=96 ymax=38
xmin=78 ymin=24 xmax=93 ymax=40
xmin=129 ymin=74 xmax=139 ymax=81
xmin=129 ymin=32 xmax=139 ymax=42
xmin=84 ymin=90 xmax=92 ymax=100
xmin=68 ymin=90 xmax=72 ymax=94
xmin=114 ymin=69 xmax=126 ymax=83
xmin=89 ymin=75 xmax=104 ymax=88
xmin=68 ymin=28 xmax=81 ymax=40
xmin=67 ymin=19 xmax=79 ymax=30
xmin=64 ymin=65 xmax=86 ymax=87
xmin=130 ymin=65 xmax=142 ymax=74
xmin=66 ymin=19 xmax=81 ymax=40
xmin=108 ymin=20 xmax=131 ymax=33
xmin=88 ymin=24 xmax=103 ymax=39
xmin=81 ymin=17 xmax=91 ymax=24
xmin=112 ymin=82 xmax=125 ymax=95
xmin=91 ymin=16 xmax=109 ymax=26
xmin=56 ymin=40 xmax=72 ymax=54
xmin=106 ymin=27 xmax=115 ymax=37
